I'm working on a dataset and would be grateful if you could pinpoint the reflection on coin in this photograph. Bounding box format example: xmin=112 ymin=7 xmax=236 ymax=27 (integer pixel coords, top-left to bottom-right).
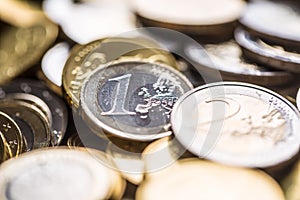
xmin=63 ymin=37 xmax=177 ymax=109
xmin=136 ymin=159 xmax=285 ymax=200
xmin=235 ymin=28 xmax=300 ymax=73
xmin=186 ymin=40 xmax=296 ymax=86
xmin=171 ymin=82 xmax=300 ymax=168
xmin=81 ymin=61 xmax=193 ymax=141
xmin=0 ymin=100 xmax=51 ymax=150
xmin=0 ymin=148 xmax=125 ymax=200
xmin=67 ymin=134 xmax=84 ymax=149
xmin=40 ymin=42 xmax=70 ymax=96
xmin=0 ymin=111 xmax=22 ymax=158
xmin=0 ymin=0 xmax=58 ymax=84
xmin=134 ymin=0 xmax=245 ymax=37
xmin=240 ymin=0 xmax=300 ymax=49
xmin=43 ymin=0 xmax=136 ymax=44
xmin=0 ymin=79 xmax=68 ymax=146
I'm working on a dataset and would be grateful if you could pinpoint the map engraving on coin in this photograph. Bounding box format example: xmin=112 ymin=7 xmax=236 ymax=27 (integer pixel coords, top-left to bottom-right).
xmin=81 ymin=61 xmax=193 ymax=141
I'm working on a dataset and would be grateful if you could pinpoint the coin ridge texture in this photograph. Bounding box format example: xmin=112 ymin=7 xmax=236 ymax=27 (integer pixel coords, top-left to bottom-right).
xmin=171 ymin=82 xmax=300 ymax=168
xmin=81 ymin=61 xmax=193 ymax=141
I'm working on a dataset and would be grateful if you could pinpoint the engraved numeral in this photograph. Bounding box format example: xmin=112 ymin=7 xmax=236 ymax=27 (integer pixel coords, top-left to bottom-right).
xmin=101 ymin=74 xmax=136 ymax=116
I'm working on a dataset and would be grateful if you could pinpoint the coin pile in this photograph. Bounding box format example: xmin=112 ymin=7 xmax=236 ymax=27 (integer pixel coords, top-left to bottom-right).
xmin=0 ymin=0 xmax=299 ymax=200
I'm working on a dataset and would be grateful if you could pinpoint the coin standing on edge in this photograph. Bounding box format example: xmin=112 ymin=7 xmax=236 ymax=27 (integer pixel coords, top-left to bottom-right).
xmin=171 ymin=82 xmax=300 ymax=168
xmin=136 ymin=159 xmax=285 ymax=200
xmin=0 ymin=79 xmax=68 ymax=146
xmin=81 ymin=61 xmax=193 ymax=141
xmin=235 ymin=28 xmax=300 ymax=73
xmin=0 ymin=148 xmax=125 ymax=200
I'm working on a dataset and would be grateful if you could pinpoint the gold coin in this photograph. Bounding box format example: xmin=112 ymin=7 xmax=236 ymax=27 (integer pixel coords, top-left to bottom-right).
xmin=0 ymin=0 xmax=58 ymax=84
xmin=136 ymin=158 xmax=285 ymax=200
xmin=62 ymin=37 xmax=178 ymax=108
xmin=0 ymin=111 xmax=22 ymax=159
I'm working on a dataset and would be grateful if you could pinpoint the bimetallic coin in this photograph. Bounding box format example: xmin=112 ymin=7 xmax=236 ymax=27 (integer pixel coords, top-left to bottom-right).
xmin=63 ymin=37 xmax=178 ymax=109
xmin=134 ymin=0 xmax=245 ymax=38
xmin=239 ymin=0 xmax=300 ymax=49
xmin=0 ymin=111 xmax=22 ymax=158
xmin=136 ymin=159 xmax=285 ymax=200
xmin=0 ymin=148 xmax=125 ymax=200
xmin=0 ymin=0 xmax=58 ymax=84
xmin=186 ymin=40 xmax=296 ymax=86
xmin=39 ymin=42 xmax=70 ymax=96
xmin=81 ymin=61 xmax=193 ymax=141
xmin=0 ymin=79 xmax=68 ymax=146
xmin=171 ymin=82 xmax=300 ymax=168
xmin=235 ymin=28 xmax=300 ymax=73
xmin=0 ymin=100 xmax=51 ymax=150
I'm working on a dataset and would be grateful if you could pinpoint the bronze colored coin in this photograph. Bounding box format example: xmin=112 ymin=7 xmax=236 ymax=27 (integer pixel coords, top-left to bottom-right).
xmin=186 ymin=40 xmax=296 ymax=86
xmin=0 ymin=111 xmax=22 ymax=158
xmin=134 ymin=0 xmax=245 ymax=38
xmin=63 ymin=37 xmax=178 ymax=109
xmin=235 ymin=28 xmax=300 ymax=73
xmin=0 ymin=0 xmax=58 ymax=85
xmin=0 ymin=100 xmax=51 ymax=150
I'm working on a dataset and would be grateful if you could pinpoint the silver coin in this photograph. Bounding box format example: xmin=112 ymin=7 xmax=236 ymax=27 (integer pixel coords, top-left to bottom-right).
xmin=171 ymin=82 xmax=300 ymax=168
xmin=235 ymin=28 xmax=300 ymax=73
xmin=81 ymin=61 xmax=193 ymax=141
xmin=239 ymin=0 xmax=300 ymax=49
xmin=185 ymin=40 xmax=296 ymax=86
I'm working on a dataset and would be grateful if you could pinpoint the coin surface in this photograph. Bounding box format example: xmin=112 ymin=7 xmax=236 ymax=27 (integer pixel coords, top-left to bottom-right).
xmin=40 ymin=42 xmax=70 ymax=96
xmin=63 ymin=37 xmax=177 ymax=109
xmin=0 ymin=100 xmax=51 ymax=150
xmin=185 ymin=40 xmax=296 ymax=86
xmin=136 ymin=159 xmax=285 ymax=200
xmin=134 ymin=0 xmax=245 ymax=37
xmin=43 ymin=0 xmax=136 ymax=44
xmin=235 ymin=28 xmax=300 ymax=73
xmin=0 ymin=79 xmax=68 ymax=146
xmin=63 ymin=37 xmax=178 ymax=109
xmin=0 ymin=0 xmax=58 ymax=84
xmin=239 ymin=0 xmax=300 ymax=49
xmin=81 ymin=61 xmax=193 ymax=141
xmin=171 ymin=82 xmax=300 ymax=168
xmin=282 ymin=160 xmax=300 ymax=200
xmin=0 ymin=148 xmax=125 ymax=200
xmin=0 ymin=111 xmax=22 ymax=158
